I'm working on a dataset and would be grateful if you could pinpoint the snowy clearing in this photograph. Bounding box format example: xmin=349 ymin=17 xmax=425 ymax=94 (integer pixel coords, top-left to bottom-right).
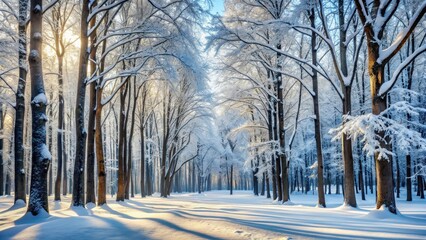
xmin=0 ymin=191 xmax=425 ymax=240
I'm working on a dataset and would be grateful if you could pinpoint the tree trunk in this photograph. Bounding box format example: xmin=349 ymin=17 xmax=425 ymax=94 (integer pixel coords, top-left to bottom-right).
xmin=116 ymin=81 xmax=128 ymax=201
xmin=14 ymin=0 xmax=28 ymax=203
xmin=128 ymin=78 xmax=139 ymax=199
xmin=27 ymin=0 xmax=51 ymax=215
xmin=406 ymin=155 xmax=412 ymax=201
xmin=72 ymin=0 xmax=90 ymax=207
xmin=140 ymin=128 xmax=145 ymax=197
xmin=358 ymin=142 xmax=366 ymax=200
xmin=273 ymin=97 xmax=282 ymax=201
xmin=63 ymin=116 xmax=67 ymax=195
xmin=0 ymin=103 xmax=3 ymax=196
xmin=48 ymin=91 xmax=53 ymax=196
xmin=309 ymin=8 xmax=326 ymax=208
xmin=95 ymin=88 xmax=106 ymax=205
xmin=371 ymin=65 xmax=396 ymax=213
xmin=252 ymin=160 xmax=258 ymax=196
xmin=85 ymin=3 xmax=97 ymax=204
xmin=54 ymin=55 xmax=64 ymax=201
xmin=275 ymin=44 xmax=289 ymax=203
xmin=230 ymin=164 xmax=233 ymax=195
xmin=341 ymin=87 xmax=357 ymax=206
xmin=396 ymin=154 xmax=400 ymax=198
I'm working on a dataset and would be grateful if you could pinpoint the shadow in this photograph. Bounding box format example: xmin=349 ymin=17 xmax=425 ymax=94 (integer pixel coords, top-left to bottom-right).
xmin=1 ymin=215 xmax=147 ymax=239
xmin=68 ymin=206 xmax=91 ymax=216
xmin=165 ymin=206 xmax=426 ymax=240
xmin=117 ymin=201 xmax=156 ymax=214
xmin=144 ymin=217 xmax=224 ymax=240
xmin=98 ymin=204 xmax=139 ymax=220
xmin=0 ymin=202 xmax=26 ymax=214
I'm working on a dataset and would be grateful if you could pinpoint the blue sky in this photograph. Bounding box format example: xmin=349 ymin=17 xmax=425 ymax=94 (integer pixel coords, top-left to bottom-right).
xmin=210 ymin=0 xmax=224 ymax=15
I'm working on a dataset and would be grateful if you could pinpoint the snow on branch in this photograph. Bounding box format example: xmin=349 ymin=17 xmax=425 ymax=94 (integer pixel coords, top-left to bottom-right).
xmin=378 ymin=1 xmax=426 ymax=64
xmin=330 ymin=110 xmax=426 ymax=160
xmin=378 ymin=44 xmax=426 ymax=96
xmin=31 ymin=93 xmax=48 ymax=107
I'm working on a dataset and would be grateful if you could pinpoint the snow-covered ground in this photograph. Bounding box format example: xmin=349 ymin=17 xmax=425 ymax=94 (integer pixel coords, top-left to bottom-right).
xmin=0 ymin=190 xmax=425 ymax=239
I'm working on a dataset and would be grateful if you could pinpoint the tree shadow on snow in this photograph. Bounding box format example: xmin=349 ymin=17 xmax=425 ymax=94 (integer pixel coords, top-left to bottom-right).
xmin=98 ymin=204 xmax=138 ymax=220
xmin=168 ymin=208 xmax=426 ymax=240
xmin=144 ymin=217 xmax=223 ymax=240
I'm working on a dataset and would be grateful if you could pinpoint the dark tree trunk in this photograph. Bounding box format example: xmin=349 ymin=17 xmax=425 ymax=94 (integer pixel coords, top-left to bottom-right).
xmin=309 ymin=8 xmax=326 ymax=208
xmin=72 ymin=0 xmax=90 ymax=207
xmin=48 ymin=91 xmax=53 ymax=196
xmin=275 ymin=44 xmax=289 ymax=203
xmin=54 ymin=56 xmax=64 ymax=201
xmin=252 ymin=160 xmax=258 ymax=196
xmin=267 ymin=81 xmax=277 ymax=200
xmin=63 ymin=116 xmax=67 ymax=195
xmin=95 ymin=17 xmax=109 ymax=205
xmin=0 ymin=104 xmax=3 ymax=196
xmin=357 ymin=141 xmax=366 ymax=200
xmin=396 ymin=154 xmax=400 ymax=198
xmin=116 ymin=81 xmax=128 ymax=201
xmin=406 ymin=155 xmax=412 ymax=201
xmin=418 ymin=174 xmax=425 ymax=199
xmin=230 ymin=164 xmax=233 ymax=195
xmin=85 ymin=3 xmax=97 ymax=204
xmin=14 ymin=0 xmax=28 ymax=203
xmin=273 ymin=97 xmax=282 ymax=201
xmin=140 ymin=129 xmax=145 ymax=197
xmin=27 ymin=0 xmax=51 ymax=215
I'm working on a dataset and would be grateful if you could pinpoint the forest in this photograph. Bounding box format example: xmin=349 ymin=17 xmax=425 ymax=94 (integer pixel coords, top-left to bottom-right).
xmin=0 ymin=0 xmax=426 ymax=239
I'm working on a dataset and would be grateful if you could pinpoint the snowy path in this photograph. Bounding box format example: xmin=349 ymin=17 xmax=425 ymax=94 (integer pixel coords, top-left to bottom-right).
xmin=0 ymin=190 xmax=425 ymax=239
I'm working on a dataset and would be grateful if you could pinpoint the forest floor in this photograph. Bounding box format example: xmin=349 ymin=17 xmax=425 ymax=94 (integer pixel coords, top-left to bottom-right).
xmin=0 ymin=190 xmax=425 ymax=239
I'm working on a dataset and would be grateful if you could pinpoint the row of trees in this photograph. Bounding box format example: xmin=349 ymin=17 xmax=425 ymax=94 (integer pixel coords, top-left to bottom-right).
xmin=1 ymin=0 xmax=426 ymax=218
xmin=0 ymin=0 xmax=233 ymax=216
xmin=209 ymin=0 xmax=426 ymax=214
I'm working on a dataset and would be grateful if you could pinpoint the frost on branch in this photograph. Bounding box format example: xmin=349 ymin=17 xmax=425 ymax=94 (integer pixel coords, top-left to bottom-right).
xmin=330 ymin=107 xmax=426 ymax=161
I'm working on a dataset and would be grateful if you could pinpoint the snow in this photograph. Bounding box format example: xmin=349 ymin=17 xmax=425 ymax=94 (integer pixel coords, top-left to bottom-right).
xmin=378 ymin=44 xmax=426 ymax=96
xmin=34 ymin=5 xmax=41 ymax=12
xmin=40 ymin=144 xmax=51 ymax=161
xmin=29 ymin=50 xmax=39 ymax=60
xmin=31 ymin=93 xmax=47 ymax=106
xmin=33 ymin=32 xmax=41 ymax=39
xmin=0 ymin=191 xmax=425 ymax=239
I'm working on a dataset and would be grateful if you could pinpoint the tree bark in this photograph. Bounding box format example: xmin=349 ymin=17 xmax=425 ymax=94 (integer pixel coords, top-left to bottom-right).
xmin=14 ymin=0 xmax=29 ymax=203
xmin=27 ymin=0 xmax=51 ymax=215
xmin=63 ymin=116 xmax=67 ymax=195
xmin=85 ymin=0 xmax=97 ymax=204
xmin=95 ymin=87 xmax=106 ymax=205
xmin=309 ymin=8 xmax=326 ymax=208
xmin=230 ymin=164 xmax=233 ymax=195
xmin=72 ymin=0 xmax=90 ymax=207
xmin=276 ymin=45 xmax=289 ymax=203
xmin=54 ymin=55 xmax=64 ymax=201
xmin=0 ymin=103 xmax=3 ymax=196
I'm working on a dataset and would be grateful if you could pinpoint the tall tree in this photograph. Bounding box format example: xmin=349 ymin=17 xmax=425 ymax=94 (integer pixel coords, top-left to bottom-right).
xmin=14 ymin=0 xmax=29 ymax=204
xmin=72 ymin=0 xmax=90 ymax=207
xmin=308 ymin=6 xmax=325 ymax=208
xmin=354 ymin=0 xmax=426 ymax=214
xmin=86 ymin=0 xmax=97 ymax=205
xmin=27 ymin=0 xmax=51 ymax=215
